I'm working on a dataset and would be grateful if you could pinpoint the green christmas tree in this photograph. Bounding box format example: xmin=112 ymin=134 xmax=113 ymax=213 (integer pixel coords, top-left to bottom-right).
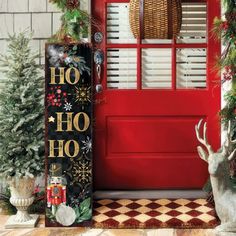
xmin=0 ymin=32 xmax=44 ymax=178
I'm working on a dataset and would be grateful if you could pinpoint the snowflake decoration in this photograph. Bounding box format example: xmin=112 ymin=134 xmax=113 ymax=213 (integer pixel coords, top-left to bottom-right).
xmin=75 ymin=86 xmax=91 ymax=104
xmin=64 ymin=102 xmax=72 ymax=111
xmin=70 ymin=159 xmax=92 ymax=185
xmin=82 ymin=136 xmax=92 ymax=154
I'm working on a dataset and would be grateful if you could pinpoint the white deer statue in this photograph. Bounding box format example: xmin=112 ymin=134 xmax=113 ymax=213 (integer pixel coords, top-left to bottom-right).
xmin=195 ymin=119 xmax=236 ymax=232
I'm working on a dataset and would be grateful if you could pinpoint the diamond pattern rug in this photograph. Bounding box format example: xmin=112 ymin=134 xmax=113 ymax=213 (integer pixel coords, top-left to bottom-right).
xmin=93 ymin=199 xmax=219 ymax=229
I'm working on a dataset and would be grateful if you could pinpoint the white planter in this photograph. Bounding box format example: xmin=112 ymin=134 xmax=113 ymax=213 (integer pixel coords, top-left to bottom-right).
xmin=5 ymin=177 xmax=39 ymax=229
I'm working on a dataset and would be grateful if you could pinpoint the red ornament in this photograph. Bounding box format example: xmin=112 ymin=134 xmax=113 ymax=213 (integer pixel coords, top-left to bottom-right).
xmin=223 ymin=21 xmax=229 ymax=30
xmin=223 ymin=66 xmax=233 ymax=81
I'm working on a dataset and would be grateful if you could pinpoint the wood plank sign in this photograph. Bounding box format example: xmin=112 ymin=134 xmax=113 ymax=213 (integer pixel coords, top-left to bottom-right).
xmin=45 ymin=44 xmax=92 ymax=227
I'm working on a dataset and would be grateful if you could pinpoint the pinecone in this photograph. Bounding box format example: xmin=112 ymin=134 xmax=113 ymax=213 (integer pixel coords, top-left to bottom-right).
xmin=66 ymin=0 xmax=79 ymax=9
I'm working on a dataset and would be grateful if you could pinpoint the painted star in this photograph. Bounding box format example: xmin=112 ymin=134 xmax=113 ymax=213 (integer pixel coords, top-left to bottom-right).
xmin=48 ymin=116 xmax=55 ymax=123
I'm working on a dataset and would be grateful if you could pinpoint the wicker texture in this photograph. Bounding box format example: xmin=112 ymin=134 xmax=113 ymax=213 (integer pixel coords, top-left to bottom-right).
xmin=129 ymin=0 xmax=182 ymax=39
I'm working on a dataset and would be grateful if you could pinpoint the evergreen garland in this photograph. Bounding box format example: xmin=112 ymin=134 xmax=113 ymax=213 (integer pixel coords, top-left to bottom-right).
xmin=0 ymin=32 xmax=44 ymax=178
xmin=213 ymin=0 xmax=236 ymax=177
xmin=49 ymin=0 xmax=99 ymax=42
xmin=213 ymin=0 xmax=236 ymax=124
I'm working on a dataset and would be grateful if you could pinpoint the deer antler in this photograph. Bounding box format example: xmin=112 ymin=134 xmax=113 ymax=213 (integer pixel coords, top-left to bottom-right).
xmin=223 ymin=121 xmax=236 ymax=161
xmin=195 ymin=119 xmax=214 ymax=155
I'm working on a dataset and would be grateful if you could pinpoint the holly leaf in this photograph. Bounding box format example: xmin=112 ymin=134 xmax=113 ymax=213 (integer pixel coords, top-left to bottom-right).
xmin=74 ymin=205 xmax=81 ymax=219
xmin=46 ymin=209 xmax=56 ymax=220
xmin=77 ymin=208 xmax=92 ymax=223
xmin=79 ymin=197 xmax=91 ymax=214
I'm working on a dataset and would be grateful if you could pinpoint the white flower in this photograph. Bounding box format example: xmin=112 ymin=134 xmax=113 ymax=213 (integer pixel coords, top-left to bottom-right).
xmin=65 ymin=57 xmax=72 ymax=64
xmin=58 ymin=52 xmax=64 ymax=59
xmin=64 ymin=102 xmax=72 ymax=111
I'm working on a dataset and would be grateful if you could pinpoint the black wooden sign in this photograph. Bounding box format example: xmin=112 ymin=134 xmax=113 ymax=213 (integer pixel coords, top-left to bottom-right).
xmin=45 ymin=44 xmax=92 ymax=227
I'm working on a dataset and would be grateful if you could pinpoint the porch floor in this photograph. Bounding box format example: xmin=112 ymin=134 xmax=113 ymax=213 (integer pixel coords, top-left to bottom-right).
xmin=0 ymin=215 xmax=234 ymax=236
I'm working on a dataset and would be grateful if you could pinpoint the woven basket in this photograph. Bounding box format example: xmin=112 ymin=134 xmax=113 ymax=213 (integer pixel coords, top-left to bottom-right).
xmin=129 ymin=0 xmax=182 ymax=39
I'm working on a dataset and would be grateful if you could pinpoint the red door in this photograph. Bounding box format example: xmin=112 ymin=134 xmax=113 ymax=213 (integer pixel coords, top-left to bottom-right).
xmin=92 ymin=0 xmax=220 ymax=189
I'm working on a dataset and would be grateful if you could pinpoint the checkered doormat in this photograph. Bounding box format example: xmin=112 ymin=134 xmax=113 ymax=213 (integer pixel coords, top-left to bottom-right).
xmin=93 ymin=199 xmax=219 ymax=229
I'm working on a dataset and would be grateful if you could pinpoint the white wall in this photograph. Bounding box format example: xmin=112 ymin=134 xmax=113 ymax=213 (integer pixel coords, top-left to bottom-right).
xmin=0 ymin=0 xmax=63 ymax=66
xmin=0 ymin=0 xmax=90 ymax=67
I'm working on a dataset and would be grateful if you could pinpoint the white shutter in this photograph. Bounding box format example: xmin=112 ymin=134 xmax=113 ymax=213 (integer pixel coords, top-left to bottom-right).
xmin=142 ymin=49 xmax=172 ymax=89
xmin=107 ymin=2 xmax=207 ymax=44
xmin=176 ymin=48 xmax=207 ymax=88
xmin=107 ymin=3 xmax=136 ymax=44
xmin=177 ymin=2 xmax=207 ymax=43
xmin=107 ymin=48 xmax=137 ymax=89
xmin=106 ymin=2 xmax=207 ymax=90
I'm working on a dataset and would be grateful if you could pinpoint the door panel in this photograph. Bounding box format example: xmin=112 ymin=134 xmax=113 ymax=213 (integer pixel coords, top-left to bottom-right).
xmin=107 ymin=116 xmax=204 ymax=154
xmin=92 ymin=0 xmax=220 ymax=190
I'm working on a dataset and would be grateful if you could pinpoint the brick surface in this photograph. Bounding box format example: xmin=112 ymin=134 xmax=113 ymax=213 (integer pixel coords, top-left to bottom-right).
xmin=52 ymin=13 xmax=62 ymax=34
xmin=0 ymin=0 xmax=8 ymax=12
xmin=14 ymin=14 xmax=31 ymax=34
xmin=29 ymin=0 xmax=47 ymax=12
xmin=8 ymin=0 xmax=28 ymax=13
xmin=0 ymin=14 xmax=14 ymax=38
xmin=32 ymin=13 xmax=52 ymax=38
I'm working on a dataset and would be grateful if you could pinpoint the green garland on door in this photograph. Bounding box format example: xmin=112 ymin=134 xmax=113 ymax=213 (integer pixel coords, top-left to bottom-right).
xmin=213 ymin=0 xmax=236 ymax=177
xmin=49 ymin=0 xmax=99 ymax=42
xmin=200 ymin=0 xmax=236 ymax=199
xmin=213 ymin=0 xmax=236 ymax=124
